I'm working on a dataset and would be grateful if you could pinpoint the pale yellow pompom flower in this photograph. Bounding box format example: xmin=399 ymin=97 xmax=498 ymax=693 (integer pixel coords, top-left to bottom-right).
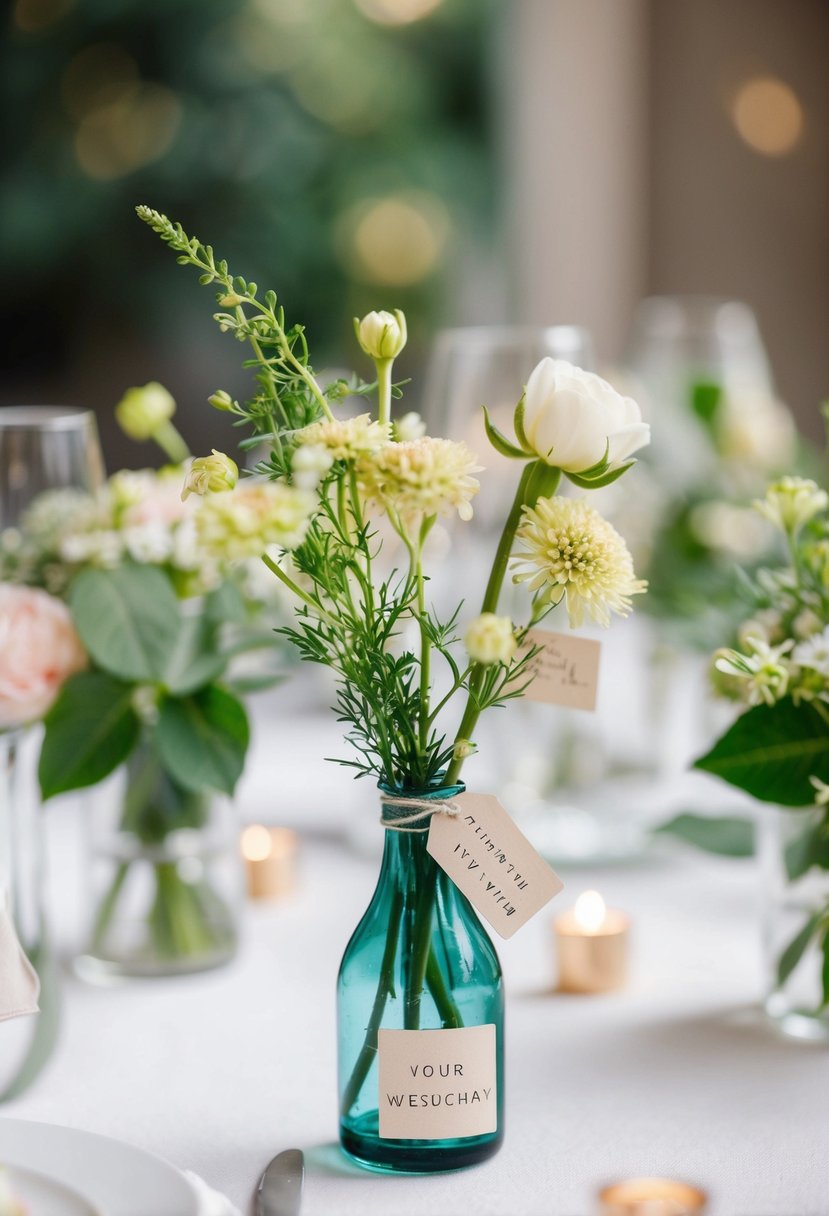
xmin=196 ymin=481 xmax=315 ymax=558
xmin=513 ymin=497 xmax=646 ymax=628
xmin=464 ymin=614 xmax=517 ymax=665
xmin=295 ymin=414 xmax=390 ymax=462
xmin=360 ymin=436 xmax=481 ymax=522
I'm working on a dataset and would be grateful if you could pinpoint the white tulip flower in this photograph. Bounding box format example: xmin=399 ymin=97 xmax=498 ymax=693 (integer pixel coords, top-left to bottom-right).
xmin=354 ymin=309 xmax=407 ymax=361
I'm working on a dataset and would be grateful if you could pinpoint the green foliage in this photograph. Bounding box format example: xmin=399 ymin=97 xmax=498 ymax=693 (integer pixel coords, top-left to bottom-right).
xmin=694 ymin=700 xmax=829 ymax=806
xmin=153 ymin=686 xmax=250 ymax=797
xmin=777 ymin=912 xmax=821 ymax=987
xmin=690 ymin=380 xmax=723 ymax=432
xmin=39 ymin=672 xmax=140 ymax=800
xmin=784 ymin=815 xmax=829 ymax=881
xmin=654 ymin=812 xmax=755 ymax=857
xmin=69 ymin=564 xmax=181 ymax=683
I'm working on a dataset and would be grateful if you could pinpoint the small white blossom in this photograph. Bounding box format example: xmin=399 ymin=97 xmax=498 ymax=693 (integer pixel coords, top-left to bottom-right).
xmin=714 ymin=639 xmax=794 ymax=706
xmin=394 ymin=412 xmax=426 ymax=443
xmin=122 ymin=523 xmax=173 ymax=565
xmin=292 ymin=444 xmax=334 ymax=490
xmin=792 ymin=627 xmax=829 ymax=678
xmin=755 ymin=477 xmax=829 ymax=534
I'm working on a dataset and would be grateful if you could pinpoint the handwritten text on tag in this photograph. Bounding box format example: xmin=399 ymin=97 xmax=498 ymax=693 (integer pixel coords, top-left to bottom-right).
xmin=518 ymin=628 xmax=600 ymax=711
xmin=427 ymin=793 xmax=563 ymax=939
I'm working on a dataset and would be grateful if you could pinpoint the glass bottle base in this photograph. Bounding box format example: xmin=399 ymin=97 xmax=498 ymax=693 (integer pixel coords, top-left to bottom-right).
xmin=340 ymin=1113 xmax=503 ymax=1174
xmin=765 ymin=994 xmax=829 ymax=1043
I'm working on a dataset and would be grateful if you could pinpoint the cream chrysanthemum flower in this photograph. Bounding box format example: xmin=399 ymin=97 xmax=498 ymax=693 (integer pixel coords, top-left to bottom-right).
xmin=196 ymin=481 xmax=315 ymax=558
xmin=513 ymin=496 xmax=646 ymax=627
xmin=360 ymin=437 xmax=481 ymax=522
xmin=295 ymin=413 xmax=390 ymax=462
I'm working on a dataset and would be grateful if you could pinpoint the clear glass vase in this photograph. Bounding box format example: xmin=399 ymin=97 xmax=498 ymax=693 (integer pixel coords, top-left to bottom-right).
xmin=337 ymin=785 xmax=504 ymax=1173
xmin=75 ymin=741 xmax=242 ymax=981
xmin=760 ymin=805 xmax=829 ymax=1042
xmin=0 ymin=729 xmax=60 ymax=1099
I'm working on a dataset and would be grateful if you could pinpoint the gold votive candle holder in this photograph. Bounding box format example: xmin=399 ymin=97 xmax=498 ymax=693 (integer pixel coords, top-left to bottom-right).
xmin=554 ymin=890 xmax=629 ymax=993
xmin=241 ymin=825 xmax=298 ymax=901
xmin=598 ymin=1176 xmax=707 ymax=1215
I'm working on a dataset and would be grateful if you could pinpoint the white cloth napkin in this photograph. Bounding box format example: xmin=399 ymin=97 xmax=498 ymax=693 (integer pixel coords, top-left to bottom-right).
xmin=0 ymin=889 xmax=39 ymax=1023
xmin=184 ymin=1171 xmax=243 ymax=1216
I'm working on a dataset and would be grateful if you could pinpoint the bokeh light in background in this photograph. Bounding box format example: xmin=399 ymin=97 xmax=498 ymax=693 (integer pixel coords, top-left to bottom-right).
xmin=731 ymin=75 xmax=804 ymax=157
xmin=0 ymin=0 xmax=495 ymax=465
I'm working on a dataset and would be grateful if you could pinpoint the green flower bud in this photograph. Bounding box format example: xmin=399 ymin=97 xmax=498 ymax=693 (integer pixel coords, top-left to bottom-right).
xmin=208 ymin=390 xmax=235 ymax=412
xmin=115 ymin=382 xmax=176 ymax=441
xmin=353 ymin=309 xmax=407 ymax=361
xmin=181 ymin=450 xmax=239 ymax=501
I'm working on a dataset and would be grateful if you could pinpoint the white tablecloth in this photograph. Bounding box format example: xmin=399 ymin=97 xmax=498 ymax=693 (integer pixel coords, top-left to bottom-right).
xmin=5 ymin=705 xmax=829 ymax=1216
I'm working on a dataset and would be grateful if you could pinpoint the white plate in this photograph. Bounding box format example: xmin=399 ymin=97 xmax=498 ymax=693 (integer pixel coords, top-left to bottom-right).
xmin=0 ymin=1119 xmax=200 ymax=1216
xmin=7 ymin=1163 xmax=98 ymax=1216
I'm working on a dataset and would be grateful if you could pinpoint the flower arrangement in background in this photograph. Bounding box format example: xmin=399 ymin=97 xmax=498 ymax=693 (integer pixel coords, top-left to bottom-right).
xmin=138 ymin=203 xmax=649 ymax=1165
xmin=0 ymin=390 xmax=285 ymax=972
xmin=696 ymin=475 xmax=829 ymax=1020
xmin=611 ymin=373 xmax=808 ymax=649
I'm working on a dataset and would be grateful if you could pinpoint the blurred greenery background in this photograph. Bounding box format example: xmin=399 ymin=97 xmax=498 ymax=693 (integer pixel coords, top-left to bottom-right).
xmin=1 ymin=0 xmax=498 ymax=463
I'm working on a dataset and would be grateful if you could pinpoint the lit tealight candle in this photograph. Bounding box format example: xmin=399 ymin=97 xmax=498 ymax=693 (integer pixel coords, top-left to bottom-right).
xmin=554 ymin=890 xmax=629 ymax=993
xmin=598 ymin=1177 xmax=707 ymax=1215
xmin=241 ymin=825 xmax=298 ymax=901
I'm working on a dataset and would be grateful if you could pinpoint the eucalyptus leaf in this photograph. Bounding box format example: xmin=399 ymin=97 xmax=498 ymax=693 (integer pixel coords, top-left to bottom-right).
xmin=69 ymin=565 xmax=181 ymax=682
xmin=654 ymin=812 xmax=755 ymax=857
xmin=694 ymin=700 xmax=829 ymax=806
xmin=777 ymin=912 xmax=821 ymax=987
xmin=153 ymin=686 xmax=250 ymax=797
xmin=39 ymin=672 xmax=140 ymax=799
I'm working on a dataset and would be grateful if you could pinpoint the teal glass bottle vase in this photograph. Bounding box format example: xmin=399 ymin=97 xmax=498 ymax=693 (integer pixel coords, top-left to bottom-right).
xmin=337 ymin=785 xmax=504 ymax=1173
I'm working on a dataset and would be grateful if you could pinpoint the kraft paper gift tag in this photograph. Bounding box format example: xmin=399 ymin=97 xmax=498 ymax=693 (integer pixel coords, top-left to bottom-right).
xmin=0 ymin=888 xmax=40 ymax=1022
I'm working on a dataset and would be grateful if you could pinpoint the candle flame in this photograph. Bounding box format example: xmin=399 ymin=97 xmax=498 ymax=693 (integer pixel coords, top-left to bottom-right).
xmin=241 ymin=824 xmax=274 ymax=862
xmin=574 ymin=890 xmax=607 ymax=933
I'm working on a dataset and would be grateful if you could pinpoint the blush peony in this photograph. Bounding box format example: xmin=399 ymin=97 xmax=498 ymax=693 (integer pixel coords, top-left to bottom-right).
xmin=0 ymin=585 xmax=87 ymax=729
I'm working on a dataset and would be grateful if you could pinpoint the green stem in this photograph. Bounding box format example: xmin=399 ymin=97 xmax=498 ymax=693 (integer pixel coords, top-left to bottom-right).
xmin=260 ymin=552 xmax=338 ymax=627
xmin=446 ymin=459 xmax=560 ymax=784
xmin=376 ymin=359 xmax=392 ymax=428
xmin=152 ymin=420 xmax=190 ymax=465
xmin=90 ymin=861 xmax=130 ymax=954
xmin=404 ymin=875 xmax=437 ymax=1030
xmin=425 ymin=948 xmax=463 ymax=1029
xmin=340 ymin=887 xmax=404 ymax=1116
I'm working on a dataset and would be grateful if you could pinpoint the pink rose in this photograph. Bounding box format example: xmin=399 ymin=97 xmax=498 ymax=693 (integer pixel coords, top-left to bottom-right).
xmin=0 ymin=586 xmax=87 ymax=729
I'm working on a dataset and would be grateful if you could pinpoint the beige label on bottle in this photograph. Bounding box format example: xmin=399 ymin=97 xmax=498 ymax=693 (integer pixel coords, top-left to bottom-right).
xmin=428 ymin=792 xmax=564 ymax=939
xmin=518 ymin=628 xmax=601 ymax=711
xmin=378 ymin=1025 xmax=497 ymax=1140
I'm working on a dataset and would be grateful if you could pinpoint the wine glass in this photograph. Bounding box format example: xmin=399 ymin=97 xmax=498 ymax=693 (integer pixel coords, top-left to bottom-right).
xmin=624 ymin=296 xmax=777 ymax=487
xmin=0 ymin=405 xmax=103 ymax=1097
xmin=0 ymin=406 xmax=105 ymax=529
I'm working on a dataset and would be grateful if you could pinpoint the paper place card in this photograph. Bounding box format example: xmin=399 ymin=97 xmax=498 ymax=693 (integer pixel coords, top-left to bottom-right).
xmin=378 ymin=1025 xmax=497 ymax=1140
xmin=518 ymin=628 xmax=601 ymax=711
xmin=428 ymin=793 xmax=563 ymax=939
